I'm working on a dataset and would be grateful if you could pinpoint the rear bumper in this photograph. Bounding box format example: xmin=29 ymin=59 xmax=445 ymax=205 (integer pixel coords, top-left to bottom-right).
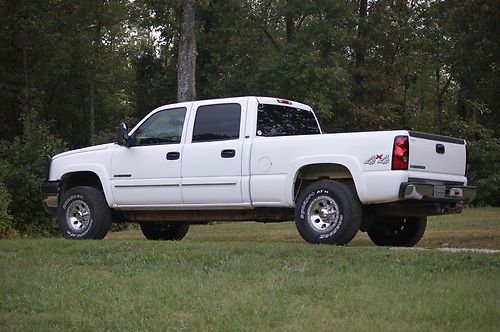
xmin=42 ymin=181 xmax=60 ymax=216
xmin=400 ymin=182 xmax=477 ymax=203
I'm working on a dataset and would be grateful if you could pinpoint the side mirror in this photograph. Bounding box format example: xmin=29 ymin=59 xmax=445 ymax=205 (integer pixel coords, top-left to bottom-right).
xmin=117 ymin=122 xmax=129 ymax=147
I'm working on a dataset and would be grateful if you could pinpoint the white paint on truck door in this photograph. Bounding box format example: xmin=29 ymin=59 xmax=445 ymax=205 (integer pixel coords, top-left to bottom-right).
xmin=181 ymin=100 xmax=247 ymax=205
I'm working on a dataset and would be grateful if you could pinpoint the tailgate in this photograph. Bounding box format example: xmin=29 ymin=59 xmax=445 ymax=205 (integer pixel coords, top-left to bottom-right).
xmin=408 ymin=132 xmax=466 ymax=176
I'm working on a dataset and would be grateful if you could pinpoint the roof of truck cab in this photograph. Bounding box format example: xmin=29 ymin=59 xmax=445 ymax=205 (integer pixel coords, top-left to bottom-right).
xmin=154 ymin=96 xmax=313 ymax=111
xmin=253 ymin=96 xmax=312 ymax=110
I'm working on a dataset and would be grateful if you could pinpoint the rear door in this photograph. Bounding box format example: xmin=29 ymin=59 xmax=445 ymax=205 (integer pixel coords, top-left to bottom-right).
xmin=181 ymin=100 xmax=246 ymax=205
xmin=408 ymin=131 xmax=466 ymax=176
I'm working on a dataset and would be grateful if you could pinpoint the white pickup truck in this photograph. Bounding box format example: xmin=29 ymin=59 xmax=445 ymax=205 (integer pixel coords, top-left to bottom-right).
xmin=42 ymin=96 xmax=476 ymax=246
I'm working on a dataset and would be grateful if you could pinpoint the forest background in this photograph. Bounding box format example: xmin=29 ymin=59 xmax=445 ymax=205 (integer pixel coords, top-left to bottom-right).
xmin=0 ymin=0 xmax=498 ymax=237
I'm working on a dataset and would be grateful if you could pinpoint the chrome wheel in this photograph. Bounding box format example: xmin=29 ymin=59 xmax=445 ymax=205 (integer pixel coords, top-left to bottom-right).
xmin=306 ymin=195 xmax=340 ymax=232
xmin=65 ymin=199 xmax=91 ymax=232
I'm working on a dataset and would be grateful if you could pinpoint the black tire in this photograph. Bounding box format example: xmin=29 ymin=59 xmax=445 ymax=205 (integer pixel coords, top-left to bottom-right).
xmin=367 ymin=216 xmax=427 ymax=247
xmin=140 ymin=222 xmax=190 ymax=241
xmin=57 ymin=186 xmax=112 ymax=240
xmin=294 ymin=180 xmax=362 ymax=245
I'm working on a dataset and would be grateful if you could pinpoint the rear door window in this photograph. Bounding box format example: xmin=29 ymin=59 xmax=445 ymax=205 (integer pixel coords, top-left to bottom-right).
xmin=192 ymin=103 xmax=241 ymax=142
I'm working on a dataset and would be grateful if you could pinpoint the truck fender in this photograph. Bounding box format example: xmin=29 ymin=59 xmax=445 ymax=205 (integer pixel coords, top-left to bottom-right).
xmin=285 ymin=155 xmax=367 ymax=206
xmin=55 ymin=164 xmax=114 ymax=207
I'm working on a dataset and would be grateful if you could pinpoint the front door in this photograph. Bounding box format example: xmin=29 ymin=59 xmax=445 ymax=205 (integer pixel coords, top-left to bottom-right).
xmin=111 ymin=107 xmax=188 ymax=207
xmin=181 ymin=102 xmax=245 ymax=205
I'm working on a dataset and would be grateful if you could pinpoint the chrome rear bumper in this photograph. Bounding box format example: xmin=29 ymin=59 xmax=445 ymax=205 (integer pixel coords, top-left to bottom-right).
xmin=400 ymin=182 xmax=477 ymax=202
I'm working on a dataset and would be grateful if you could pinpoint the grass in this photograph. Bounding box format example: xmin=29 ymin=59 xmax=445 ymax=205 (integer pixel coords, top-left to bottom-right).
xmin=111 ymin=207 xmax=500 ymax=249
xmin=0 ymin=208 xmax=499 ymax=331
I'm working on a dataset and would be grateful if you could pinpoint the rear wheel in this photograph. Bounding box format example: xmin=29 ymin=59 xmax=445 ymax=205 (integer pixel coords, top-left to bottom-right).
xmin=367 ymin=216 xmax=427 ymax=247
xmin=294 ymin=180 xmax=362 ymax=245
xmin=140 ymin=222 xmax=189 ymax=241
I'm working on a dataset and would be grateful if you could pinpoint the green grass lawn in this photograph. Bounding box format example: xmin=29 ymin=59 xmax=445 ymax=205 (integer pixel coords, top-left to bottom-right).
xmin=0 ymin=208 xmax=499 ymax=331
xmin=111 ymin=207 xmax=500 ymax=249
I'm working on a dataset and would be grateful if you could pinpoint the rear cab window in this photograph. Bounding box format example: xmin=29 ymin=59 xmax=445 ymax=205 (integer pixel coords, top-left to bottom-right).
xmin=256 ymin=104 xmax=320 ymax=137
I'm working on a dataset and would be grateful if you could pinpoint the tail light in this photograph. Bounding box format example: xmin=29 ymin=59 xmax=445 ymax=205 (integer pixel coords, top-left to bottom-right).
xmin=392 ymin=135 xmax=409 ymax=170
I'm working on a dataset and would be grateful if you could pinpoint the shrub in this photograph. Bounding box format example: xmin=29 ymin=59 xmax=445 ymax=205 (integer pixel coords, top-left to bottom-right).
xmin=0 ymin=111 xmax=67 ymax=236
xmin=0 ymin=181 xmax=16 ymax=238
xmin=443 ymin=119 xmax=500 ymax=206
xmin=467 ymin=137 xmax=500 ymax=206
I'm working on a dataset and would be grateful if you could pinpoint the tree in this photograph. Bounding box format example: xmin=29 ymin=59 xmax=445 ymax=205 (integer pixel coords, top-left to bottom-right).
xmin=177 ymin=0 xmax=197 ymax=102
xmin=353 ymin=0 xmax=368 ymax=103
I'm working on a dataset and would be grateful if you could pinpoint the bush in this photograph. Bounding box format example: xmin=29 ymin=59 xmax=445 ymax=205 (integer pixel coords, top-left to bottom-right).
xmin=0 ymin=111 xmax=67 ymax=236
xmin=0 ymin=181 xmax=16 ymax=238
xmin=467 ymin=137 xmax=500 ymax=206
xmin=443 ymin=119 xmax=500 ymax=206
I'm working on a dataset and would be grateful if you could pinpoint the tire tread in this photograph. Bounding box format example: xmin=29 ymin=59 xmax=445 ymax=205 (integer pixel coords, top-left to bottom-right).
xmin=57 ymin=186 xmax=111 ymax=240
xmin=294 ymin=180 xmax=362 ymax=245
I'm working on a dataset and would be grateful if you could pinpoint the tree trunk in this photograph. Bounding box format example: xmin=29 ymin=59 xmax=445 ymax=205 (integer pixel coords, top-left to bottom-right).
xmin=177 ymin=0 xmax=197 ymax=102
xmin=435 ymin=68 xmax=442 ymax=129
xmin=354 ymin=0 xmax=368 ymax=103
xmin=436 ymin=68 xmax=452 ymax=129
xmin=457 ymin=85 xmax=476 ymax=124
xmin=285 ymin=16 xmax=295 ymax=43
xmin=402 ymin=76 xmax=408 ymax=127
xmin=89 ymin=19 xmax=102 ymax=145
xmin=89 ymin=77 xmax=95 ymax=144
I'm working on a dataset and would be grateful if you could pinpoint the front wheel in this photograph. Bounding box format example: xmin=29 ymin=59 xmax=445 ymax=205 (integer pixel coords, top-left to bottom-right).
xmin=294 ymin=180 xmax=362 ymax=245
xmin=57 ymin=186 xmax=112 ymax=239
xmin=140 ymin=222 xmax=190 ymax=241
xmin=367 ymin=216 xmax=427 ymax=247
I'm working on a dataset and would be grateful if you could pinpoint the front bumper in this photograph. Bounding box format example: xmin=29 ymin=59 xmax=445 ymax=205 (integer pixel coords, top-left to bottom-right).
xmin=400 ymin=182 xmax=477 ymax=203
xmin=42 ymin=181 xmax=60 ymax=216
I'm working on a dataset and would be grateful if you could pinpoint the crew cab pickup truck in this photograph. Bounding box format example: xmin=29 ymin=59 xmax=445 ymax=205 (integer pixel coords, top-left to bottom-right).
xmin=42 ymin=96 xmax=476 ymax=246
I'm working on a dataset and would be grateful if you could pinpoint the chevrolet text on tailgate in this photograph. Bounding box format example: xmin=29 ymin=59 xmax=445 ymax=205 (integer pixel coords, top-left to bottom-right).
xmin=42 ymin=97 xmax=476 ymax=246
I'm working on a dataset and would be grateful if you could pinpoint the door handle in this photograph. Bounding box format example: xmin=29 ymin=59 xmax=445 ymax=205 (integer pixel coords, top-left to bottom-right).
xmin=166 ymin=152 xmax=180 ymax=160
xmin=221 ymin=149 xmax=236 ymax=158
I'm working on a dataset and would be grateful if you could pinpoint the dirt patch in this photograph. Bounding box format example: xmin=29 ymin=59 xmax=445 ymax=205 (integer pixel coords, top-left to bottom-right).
xmin=390 ymin=246 xmax=500 ymax=254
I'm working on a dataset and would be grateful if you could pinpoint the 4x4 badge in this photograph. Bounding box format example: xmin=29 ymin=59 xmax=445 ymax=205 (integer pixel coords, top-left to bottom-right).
xmin=364 ymin=154 xmax=390 ymax=165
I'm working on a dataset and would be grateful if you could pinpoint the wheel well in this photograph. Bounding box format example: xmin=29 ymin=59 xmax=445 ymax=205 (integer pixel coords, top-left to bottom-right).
xmin=60 ymin=171 xmax=103 ymax=194
xmin=294 ymin=163 xmax=356 ymax=199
